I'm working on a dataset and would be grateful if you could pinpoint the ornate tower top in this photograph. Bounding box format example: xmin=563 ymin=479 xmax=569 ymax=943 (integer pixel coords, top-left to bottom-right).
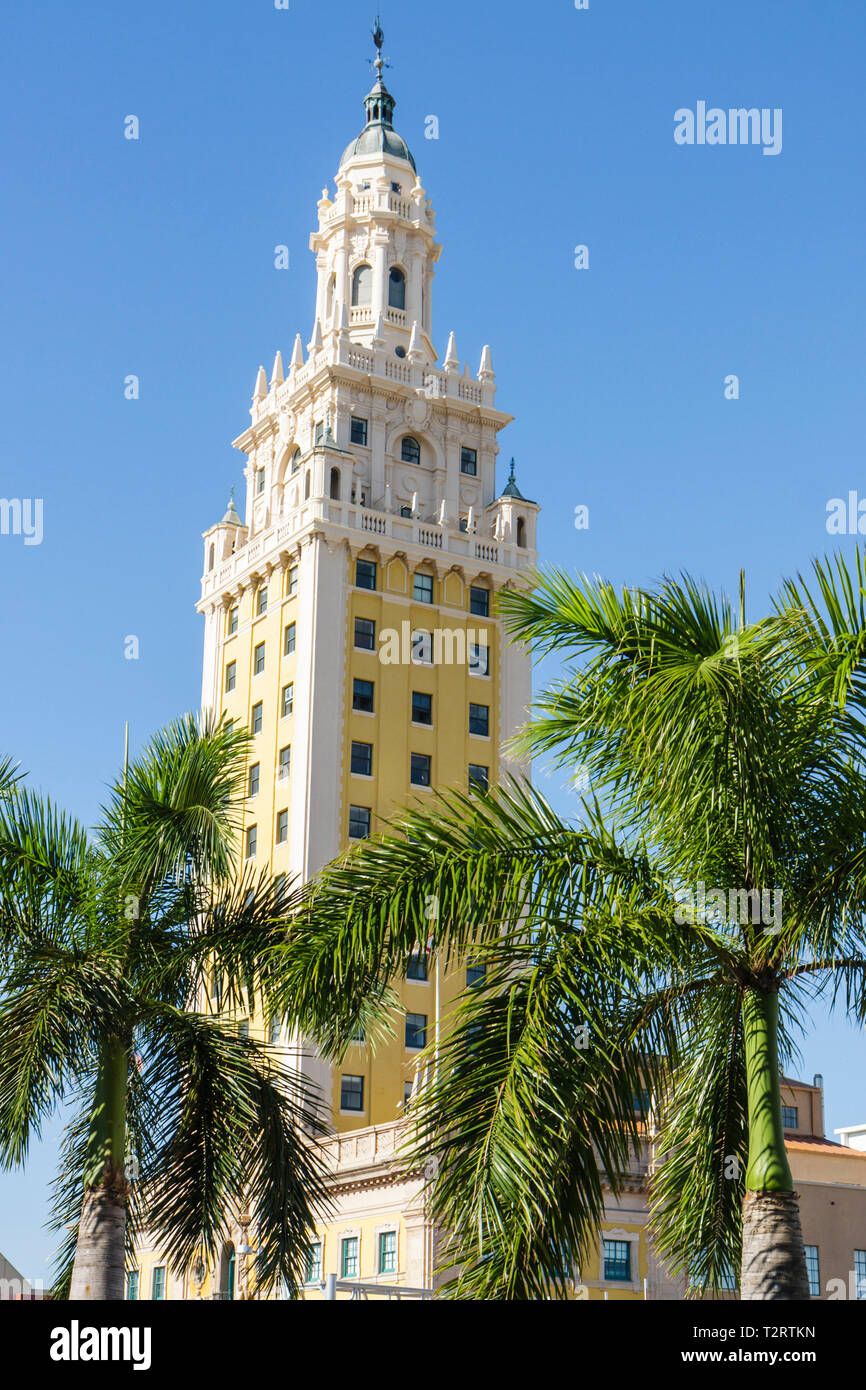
xmin=341 ymin=17 xmax=415 ymax=171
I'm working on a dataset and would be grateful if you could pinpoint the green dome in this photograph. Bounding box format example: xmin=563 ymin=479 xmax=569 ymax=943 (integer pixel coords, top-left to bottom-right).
xmin=341 ymin=121 xmax=416 ymax=171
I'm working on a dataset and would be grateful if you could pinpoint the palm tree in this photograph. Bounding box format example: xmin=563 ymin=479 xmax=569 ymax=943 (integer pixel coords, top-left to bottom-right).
xmin=280 ymin=555 xmax=866 ymax=1301
xmin=0 ymin=715 xmax=328 ymax=1301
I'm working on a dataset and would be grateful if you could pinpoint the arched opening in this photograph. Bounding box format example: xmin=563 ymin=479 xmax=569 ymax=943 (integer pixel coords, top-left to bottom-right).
xmin=208 ymin=544 xmax=215 ymax=572
xmin=401 ymin=436 xmax=421 ymax=466
xmin=329 ymin=467 xmax=341 ymax=500
xmin=516 ymin=516 xmax=526 ymax=548
xmin=388 ymin=267 xmax=406 ymax=310
xmin=351 ymin=264 xmax=372 ymax=307
xmin=304 ymin=472 xmax=311 ymax=500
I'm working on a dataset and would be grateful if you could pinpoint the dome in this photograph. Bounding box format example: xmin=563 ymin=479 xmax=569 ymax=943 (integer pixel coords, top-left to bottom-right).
xmin=341 ymin=122 xmax=416 ymax=171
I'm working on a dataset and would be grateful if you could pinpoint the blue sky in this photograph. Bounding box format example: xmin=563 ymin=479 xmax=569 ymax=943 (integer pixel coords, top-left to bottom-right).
xmin=2 ymin=0 xmax=866 ymax=1281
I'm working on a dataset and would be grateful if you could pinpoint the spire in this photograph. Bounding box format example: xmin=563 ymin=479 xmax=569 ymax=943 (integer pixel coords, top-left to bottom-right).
xmin=222 ymin=486 xmax=243 ymax=527
xmin=479 ymin=344 xmax=495 ymax=380
xmin=407 ymin=320 xmax=421 ymax=358
xmin=502 ymin=458 xmax=526 ymax=500
xmin=253 ymin=365 xmax=267 ymax=399
xmin=270 ymin=350 xmax=284 ymax=386
xmin=444 ymin=331 xmax=459 ymax=370
xmin=364 ymin=17 xmax=396 ymax=129
xmin=290 ymin=334 xmax=304 ymax=371
xmin=308 ymin=318 xmax=323 ymax=354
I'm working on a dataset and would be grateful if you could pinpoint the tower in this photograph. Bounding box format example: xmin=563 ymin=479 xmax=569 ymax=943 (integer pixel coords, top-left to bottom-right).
xmin=197 ymin=26 xmax=540 ymax=1135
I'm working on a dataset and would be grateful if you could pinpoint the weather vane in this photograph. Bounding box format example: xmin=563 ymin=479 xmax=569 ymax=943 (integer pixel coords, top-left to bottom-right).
xmin=371 ymin=14 xmax=389 ymax=76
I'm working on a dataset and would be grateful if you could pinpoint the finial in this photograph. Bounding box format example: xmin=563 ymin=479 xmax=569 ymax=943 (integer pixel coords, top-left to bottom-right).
xmin=508 ymin=458 xmax=516 ymax=484
xmin=371 ymin=15 xmax=389 ymax=79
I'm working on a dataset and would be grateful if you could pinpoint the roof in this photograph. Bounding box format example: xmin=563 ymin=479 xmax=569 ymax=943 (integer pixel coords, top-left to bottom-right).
xmin=786 ymin=1136 xmax=866 ymax=1155
xmin=342 ymin=122 xmax=416 ymax=171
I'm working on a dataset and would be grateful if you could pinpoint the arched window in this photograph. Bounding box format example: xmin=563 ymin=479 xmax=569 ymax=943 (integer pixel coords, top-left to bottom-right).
xmin=351 ymin=264 xmax=372 ymax=307
xmin=389 ymin=267 xmax=406 ymax=310
xmin=517 ymin=516 xmax=526 ymax=548
xmin=330 ymin=467 xmax=341 ymax=500
xmin=401 ymin=436 xmax=421 ymax=465
xmin=291 ymin=448 xmax=301 ymax=475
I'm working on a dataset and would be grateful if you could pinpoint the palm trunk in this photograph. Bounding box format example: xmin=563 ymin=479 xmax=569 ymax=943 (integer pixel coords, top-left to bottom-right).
xmin=69 ymin=1037 xmax=129 ymax=1300
xmin=740 ymin=989 xmax=809 ymax=1300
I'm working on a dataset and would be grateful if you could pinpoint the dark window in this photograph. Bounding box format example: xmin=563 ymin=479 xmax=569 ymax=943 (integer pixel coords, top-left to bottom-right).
xmin=468 ymin=763 xmax=489 ymax=793
xmin=379 ymin=1231 xmax=397 ymax=1274
xmin=276 ymin=809 xmax=288 ymax=844
xmin=291 ymin=448 xmax=301 ymax=474
xmin=329 ymin=468 xmax=341 ymax=501
xmin=254 ymin=642 xmax=265 ymax=676
xmin=256 ymin=468 xmax=265 ymax=494
xmin=401 ymin=436 xmax=421 ymax=465
xmin=351 ymin=265 xmax=372 ymax=307
xmin=314 ymin=421 xmax=324 ymax=445
xmin=228 ymin=606 xmax=239 ymax=635
xmin=517 ymin=517 xmax=527 ymax=548
xmin=278 ymin=746 xmax=291 ymax=782
xmin=466 ymin=961 xmax=486 ymax=989
xmin=356 ymin=558 xmax=377 ymax=590
xmin=411 ymin=753 xmax=431 ymax=787
xmin=256 ymin=586 xmax=268 ymax=616
xmin=782 ymin=1105 xmax=798 ymax=1129
xmin=469 ymin=703 xmax=489 ymax=737
xmin=603 ymin=1240 xmax=631 ymax=1283
xmin=391 ymin=182 xmax=402 ymax=194
xmin=246 ymin=825 xmax=257 ymax=859
xmin=126 ymin=1270 xmax=139 ymax=1301
xmin=351 ymin=416 xmax=368 ymax=446
xmin=281 ymin=683 xmax=294 ymax=718
xmin=341 ymin=1075 xmax=364 ymax=1112
xmin=405 ymin=1013 xmax=427 ymax=1049
xmin=353 ymin=679 xmax=374 ymax=713
xmin=341 ymin=1236 xmax=360 ymax=1278
xmin=412 ymin=630 xmax=432 ymax=664
xmin=248 ymin=763 xmax=260 ymax=797
xmin=251 ymin=703 xmax=263 ymax=735
xmin=407 ymin=952 xmax=428 ymax=981
xmin=633 ymin=1089 xmax=651 ymax=1117
xmin=288 ymin=565 xmax=298 ymax=596
xmin=284 ymin=623 xmax=296 ymax=656
xmin=470 ymin=585 xmax=490 ymax=617
xmin=349 ymin=805 xmax=371 ymax=840
xmin=389 ymin=267 xmax=406 ymax=310
xmin=400 ymin=505 xmax=412 ymax=517
xmin=413 ymin=572 xmax=434 ymax=604
xmin=412 ymin=691 xmax=432 ymax=725
xmin=805 ymin=1246 xmax=820 ymax=1298
xmin=305 ymin=1244 xmax=322 ymax=1285
xmin=469 ymin=643 xmax=489 ymax=677
xmin=354 ymin=617 xmax=375 ymax=651
xmin=460 ymin=447 xmax=478 ymax=476
xmin=225 ymin=661 xmax=236 ymax=693
xmin=351 ymin=741 xmax=373 ymax=777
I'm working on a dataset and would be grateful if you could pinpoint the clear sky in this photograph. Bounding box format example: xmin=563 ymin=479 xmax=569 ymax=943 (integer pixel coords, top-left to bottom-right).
xmin=1 ymin=0 xmax=865 ymax=1282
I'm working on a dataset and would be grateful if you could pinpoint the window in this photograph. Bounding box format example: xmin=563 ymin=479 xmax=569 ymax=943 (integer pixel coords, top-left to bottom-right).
xmin=341 ymin=1236 xmax=360 ymax=1279
xmin=718 ymin=1261 xmax=738 ymax=1292
xmin=460 ymin=446 xmax=478 ymax=476
xmin=246 ymin=825 xmax=257 ymax=859
xmin=349 ymin=805 xmax=371 ymax=840
xmin=466 ymin=961 xmax=486 ymax=989
xmin=269 ymin=1015 xmax=282 ymax=1045
xmin=781 ymin=1105 xmax=798 ymax=1129
xmin=805 ymin=1246 xmax=820 ymax=1298
xmin=314 ymin=420 xmax=324 ymax=445
xmin=407 ymin=952 xmax=428 ymax=981
xmin=351 ymin=416 xmax=368 ymax=446
xmin=227 ymin=605 xmax=239 ymax=635
xmin=288 ymin=565 xmax=298 ymax=596
xmin=411 ymin=753 xmax=431 ymax=787
xmin=330 ymin=467 xmax=341 ymax=501
xmin=389 ymin=267 xmax=406 ymax=310
xmin=291 ymin=448 xmax=301 ymax=474
xmin=855 ymin=1249 xmax=866 ymax=1301
xmin=403 ymin=1081 xmax=414 ymax=1106
xmin=341 ymin=1075 xmax=364 ymax=1113
xmin=379 ymin=1231 xmax=397 ymax=1275
xmin=152 ymin=1266 xmax=166 ymax=1301
xmin=248 ymin=763 xmax=260 ymax=797
xmin=517 ymin=517 xmax=527 ymax=548
xmin=469 ymin=642 xmax=489 ymax=676
xmin=351 ymin=264 xmax=372 ymax=307
xmin=251 ymin=702 xmax=263 ymax=734
xmin=354 ymin=616 xmax=375 ymax=651
xmin=412 ymin=691 xmax=432 ymax=725
xmin=405 ymin=1013 xmax=427 ymax=1049
xmin=414 ymin=572 xmax=434 ymax=604
xmin=281 ymin=683 xmax=294 ymax=718
xmin=603 ymin=1240 xmax=631 ymax=1283
xmin=469 ymin=703 xmax=489 ymax=737
xmin=633 ymin=1088 xmax=651 ymax=1117
xmin=256 ymin=468 xmax=265 ymax=495
xmin=356 ymin=558 xmax=377 ymax=590
xmin=353 ymin=678 xmax=375 ymax=713
xmin=225 ymin=661 xmax=236 ymax=693
xmin=256 ymin=585 xmax=268 ymax=616
xmin=351 ymin=741 xmax=373 ymax=777
xmin=470 ymin=585 xmax=490 ymax=617
xmin=276 ymin=809 xmax=288 ymax=844
xmin=126 ymin=1270 xmax=139 ymax=1301
xmin=400 ymin=505 xmax=413 ymax=517
xmin=305 ymin=1243 xmax=322 ymax=1285
xmin=401 ymin=436 xmax=421 ymax=465
xmin=254 ymin=642 xmax=265 ymax=676
xmin=349 ymin=1022 xmax=366 ymax=1043
xmin=284 ymin=622 xmax=296 ymax=656
xmin=412 ymin=630 xmax=432 ymax=664
xmin=468 ymin=763 xmax=489 ymax=793
xmin=278 ymin=746 xmax=291 ymax=782
xmin=391 ymin=181 xmax=402 ymax=194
